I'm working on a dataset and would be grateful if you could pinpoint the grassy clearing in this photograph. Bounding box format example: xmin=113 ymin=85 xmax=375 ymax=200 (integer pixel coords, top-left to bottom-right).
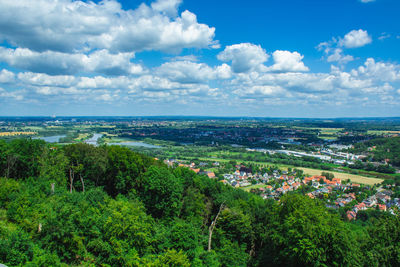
xmin=242 ymin=184 xmax=266 ymax=192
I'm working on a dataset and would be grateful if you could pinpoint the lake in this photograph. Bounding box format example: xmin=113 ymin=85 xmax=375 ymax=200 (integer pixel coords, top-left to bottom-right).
xmin=33 ymin=135 xmax=66 ymax=143
xmin=85 ymin=133 xmax=103 ymax=146
xmin=108 ymin=141 xmax=161 ymax=148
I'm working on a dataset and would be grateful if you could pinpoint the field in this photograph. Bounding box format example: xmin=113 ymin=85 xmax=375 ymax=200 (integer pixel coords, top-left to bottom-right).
xmin=367 ymin=130 xmax=400 ymax=136
xmin=291 ymin=167 xmax=384 ymax=185
xmin=0 ymin=131 xmax=37 ymax=136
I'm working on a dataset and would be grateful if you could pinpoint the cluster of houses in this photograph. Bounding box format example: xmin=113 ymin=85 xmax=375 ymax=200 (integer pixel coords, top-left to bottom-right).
xmin=163 ymin=159 xmax=216 ymax=178
xmin=221 ymin=168 xmax=270 ymax=188
xmin=163 ymin=158 xmax=400 ymax=219
xmin=346 ymin=189 xmax=399 ymax=220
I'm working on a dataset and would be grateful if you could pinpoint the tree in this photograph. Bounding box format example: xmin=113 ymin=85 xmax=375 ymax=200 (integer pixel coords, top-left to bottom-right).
xmin=139 ymin=166 xmax=184 ymax=219
xmin=64 ymin=144 xmax=107 ymax=192
xmin=104 ymin=145 xmax=154 ymax=196
xmin=0 ymin=229 xmax=34 ymax=266
xmin=39 ymin=147 xmax=68 ymax=187
xmin=259 ymin=194 xmax=362 ymax=266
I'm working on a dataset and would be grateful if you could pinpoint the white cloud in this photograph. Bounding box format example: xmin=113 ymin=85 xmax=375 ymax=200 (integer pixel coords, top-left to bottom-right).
xmin=360 ymin=0 xmax=375 ymax=3
xmin=0 ymin=0 xmax=217 ymax=53
xmin=267 ymin=50 xmax=309 ymax=72
xmin=156 ymin=60 xmax=215 ymax=83
xmin=354 ymin=58 xmax=400 ymax=82
xmin=339 ymin=29 xmax=372 ymax=48
xmin=215 ymin=64 xmax=232 ymax=79
xmin=156 ymin=60 xmax=232 ymax=83
xmin=82 ymin=50 xmax=145 ymax=75
xmin=0 ymin=47 xmax=83 ymax=75
xmin=217 ymin=43 xmax=269 ymax=73
xmin=318 ymin=29 xmax=371 ymax=64
xmin=151 ymin=0 xmax=182 ymax=17
xmin=378 ymin=33 xmax=391 ymax=41
xmin=17 ymin=72 xmax=76 ymax=87
xmin=0 ymin=69 xmax=15 ymax=83
xmin=326 ymin=48 xmax=354 ymax=64
xmin=234 ymin=85 xmax=285 ymax=97
xmin=0 ymin=47 xmax=144 ymax=75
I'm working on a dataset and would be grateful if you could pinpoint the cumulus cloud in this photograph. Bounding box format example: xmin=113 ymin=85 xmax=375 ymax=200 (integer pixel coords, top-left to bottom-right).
xmin=318 ymin=29 xmax=371 ymax=64
xmin=339 ymin=29 xmax=372 ymax=48
xmin=17 ymin=72 xmax=77 ymax=87
xmin=156 ymin=60 xmax=215 ymax=83
xmin=326 ymin=49 xmax=354 ymax=64
xmin=267 ymin=50 xmax=309 ymax=72
xmin=0 ymin=0 xmax=217 ymax=53
xmin=0 ymin=69 xmax=15 ymax=83
xmin=215 ymin=64 xmax=232 ymax=79
xmin=0 ymin=87 xmax=24 ymax=100
xmin=354 ymin=58 xmax=400 ymax=82
xmin=156 ymin=60 xmax=232 ymax=83
xmin=0 ymin=47 xmax=144 ymax=75
xmin=151 ymin=0 xmax=182 ymax=17
xmin=234 ymin=85 xmax=285 ymax=97
xmin=217 ymin=43 xmax=269 ymax=73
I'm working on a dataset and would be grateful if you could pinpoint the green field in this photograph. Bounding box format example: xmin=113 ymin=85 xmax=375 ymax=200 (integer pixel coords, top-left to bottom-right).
xmin=242 ymin=184 xmax=267 ymax=192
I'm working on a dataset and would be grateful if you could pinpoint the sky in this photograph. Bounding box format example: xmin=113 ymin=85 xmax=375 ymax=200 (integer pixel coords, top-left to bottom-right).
xmin=0 ymin=0 xmax=399 ymax=117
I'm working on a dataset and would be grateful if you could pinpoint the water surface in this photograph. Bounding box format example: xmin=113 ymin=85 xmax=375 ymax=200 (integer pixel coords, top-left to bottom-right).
xmin=34 ymin=135 xmax=66 ymax=143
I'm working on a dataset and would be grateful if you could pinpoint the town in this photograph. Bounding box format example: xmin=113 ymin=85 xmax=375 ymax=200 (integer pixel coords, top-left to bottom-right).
xmin=164 ymin=157 xmax=400 ymax=220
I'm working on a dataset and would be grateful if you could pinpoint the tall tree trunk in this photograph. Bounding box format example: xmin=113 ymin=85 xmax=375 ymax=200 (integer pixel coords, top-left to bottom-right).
xmin=69 ymin=168 xmax=74 ymax=193
xmin=249 ymin=238 xmax=256 ymax=257
xmin=80 ymin=173 xmax=85 ymax=193
xmin=208 ymin=202 xmax=225 ymax=252
xmin=6 ymin=154 xmax=17 ymax=178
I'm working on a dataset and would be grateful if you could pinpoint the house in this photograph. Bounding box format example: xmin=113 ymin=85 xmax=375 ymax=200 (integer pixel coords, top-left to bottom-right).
xmin=353 ymin=202 xmax=366 ymax=213
xmin=347 ymin=211 xmax=357 ymax=221
xmin=292 ymin=182 xmax=301 ymax=190
xmin=312 ymin=181 xmax=320 ymax=188
xmin=378 ymin=204 xmax=387 ymax=211
xmin=364 ymin=196 xmax=377 ymax=207
xmin=207 ymin=172 xmax=216 ymax=179
xmin=190 ymin=168 xmax=200 ymax=174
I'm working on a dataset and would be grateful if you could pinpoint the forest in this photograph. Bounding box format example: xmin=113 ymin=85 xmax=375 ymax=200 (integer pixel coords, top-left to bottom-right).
xmin=0 ymin=139 xmax=399 ymax=266
xmin=350 ymin=137 xmax=400 ymax=167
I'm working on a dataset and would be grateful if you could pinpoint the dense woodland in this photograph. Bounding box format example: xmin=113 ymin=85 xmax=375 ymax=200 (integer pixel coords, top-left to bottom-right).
xmin=350 ymin=137 xmax=400 ymax=167
xmin=0 ymin=139 xmax=400 ymax=266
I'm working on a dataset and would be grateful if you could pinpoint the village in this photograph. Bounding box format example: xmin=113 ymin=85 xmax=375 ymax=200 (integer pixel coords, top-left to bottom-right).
xmin=164 ymin=158 xmax=400 ymax=221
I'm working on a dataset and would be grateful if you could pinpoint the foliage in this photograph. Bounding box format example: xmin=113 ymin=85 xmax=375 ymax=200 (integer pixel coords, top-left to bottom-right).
xmin=0 ymin=139 xmax=399 ymax=266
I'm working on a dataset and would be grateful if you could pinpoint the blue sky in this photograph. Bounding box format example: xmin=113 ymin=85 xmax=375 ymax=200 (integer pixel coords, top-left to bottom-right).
xmin=0 ymin=0 xmax=399 ymax=117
